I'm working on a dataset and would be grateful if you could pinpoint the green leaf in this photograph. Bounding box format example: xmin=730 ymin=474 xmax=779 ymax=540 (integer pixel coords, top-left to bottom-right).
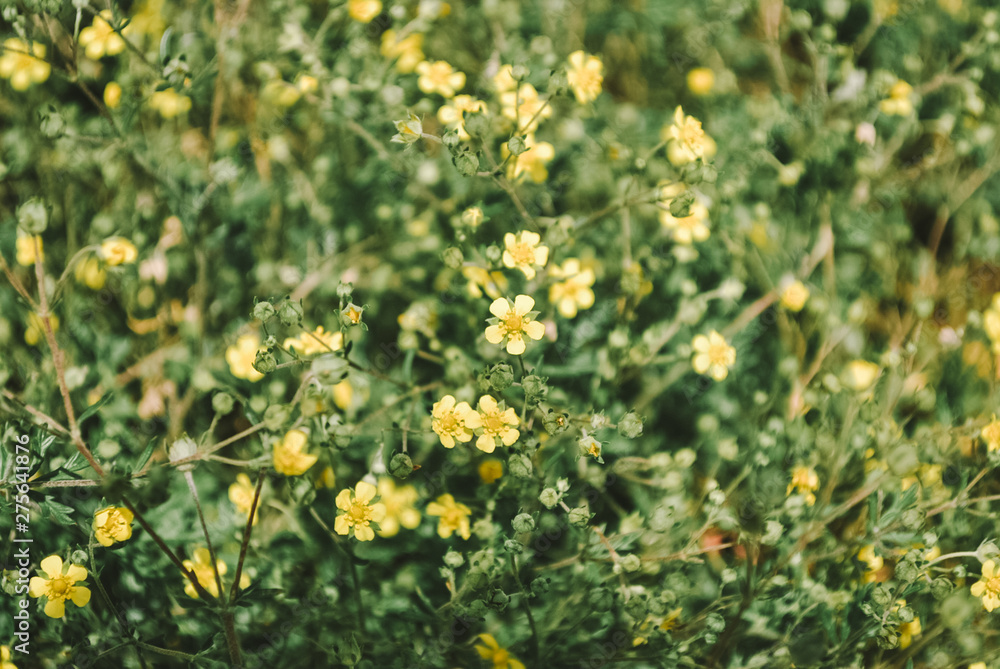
xmin=78 ymin=392 xmax=113 ymax=424
xmin=45 ymin=500 xmax=76 ymax=527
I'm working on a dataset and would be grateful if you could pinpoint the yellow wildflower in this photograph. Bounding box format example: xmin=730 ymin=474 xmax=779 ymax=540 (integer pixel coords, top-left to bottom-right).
xmin=284 ymin=325 xmax=344 ymax=356
xmin=92 ymin=506 xmax=134 ymax=547
xmin=892 ymin=600 xmax=921 ymax=649
xmin=786 ymin=465 xmax=819 ymax=506
xmin=294 ymin=73 xmax=318 ymax=94
xmin=380 ymin=30 xmax=424 ymax=74
xmin=843 ymin=360 xmax=880 ymax=392
xmin=971 ymin=559 xmax=1000 ymax=612
xmin=104 ymin=81 xmax=123 ymax=109
xmin=261 ymin=79 xmax=301 ymax=107
xmin=566 ymin=51 xmax=603 ymax=104
xmin=182 ymin=547 xmax=249 ymax=599
xmin=880 ymin=80 xmax=914 ymax=116
xmin=467 ymin=395 xmax=519 ymax=454
xmin=79 ymin=10 xmax=126 ymax=60
xmin=75 ymin=255 xmax=107 ymax=290
xmin=660 ymin=200 xmax=711 ymax=245
xmin=549 ymin=259 xmax=595 ymax=318
xmin=426 ymin=493 xmax=472 ymax=539
xmin=665 ymin=106 xmax=709 ymax=163
xmin=432 ymin=394 xmax=476 ymax=448
xmin=982 ymin=416 xmax=1000 ymax=452
xmin=687 ymin=67 xmax=715 ymax=95
xmin=462 ymin=206 xmax=485 ymax=228
xmin=493 ymin=64 xmax=518 ymax=93
xmin=123 ymin=0 xmax=166 ymax=43
xmin=478 ymin=459 xmax=504 ymax=484
xmin=437 ymin=95 xmax=486 ymax=140
xmin=272 ymin=429 xmax=318 ymax=476
xmin=348 ymin=0 xmax=382 ymax=23
xmin=504 ymin=135 xmax=555 ymax=183
xmin=780 ymin=278 xmax=809 ymax=311
xmin=15 ymin=234 xmax=42 ymax=266
xmin=858 ymin=545 xmax=884 ymax=582
xmin=416 ymin=60 xmax=465 ymax=98
xmin=691 ymin=330 xmax=735 ymax=381
xmin=0 ymin=38 xmax=51 ymax=91
xmin=376 ymin=477 xmax=421 ymax=537
xmin=24 ymin=312 xmax=58 ymax=347
xmin=484 ymin=295 xmax=546 ymax=355
xmin=474 ymin=634 xmax=526 ymax=669
xmin=149 ymin=88 xmax=192 ymax=119
xmin=502 ymin=231 xmax=549 ymax=279
xmin=226 ymin=333 xmax=265 ymax=381
xmin=463 ymin=266 xmax=508 ymax=300
xmin=1 ymin=645 xmax=16 ymax=669
xmin=100 ymin=237 xmax=138 ymax=265
xmin=501 ymin=83 xmax=551 ymax=133
xmin=334 ymin=481 xmax=387 ymax=542
xmin=228 ymin=473 xmax=259 ymax=525
xmin=969 ymin=663 xmax=987 ymax=669
xmin=28 ymin=555 xmax=91 ymax=618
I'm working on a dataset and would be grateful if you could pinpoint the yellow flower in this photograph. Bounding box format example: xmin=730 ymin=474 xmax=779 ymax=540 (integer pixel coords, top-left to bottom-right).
xmin=493 ymin=64 xmax=518 ymax=93
xmin=342 ymin=303 xmax=364 ymax=325
xmin=892 ymin=600 xmax=921 ymax=649
xmin=100 ymin=237 xmax=138 ymax=265
xmin=334 ymin=481 xmax=387 ymax=541
xmin=262 ymin=79 xmax=301 ymax=107
xmin=549 ymin=259 xmax=595 ymax=318
xmin=659 ymin=200 xmax=711 ymax=245
xmin=786 ymin=465 xmax=819 ymax=506
xmin=348 ymin=0 xmax=382 ymax=23
xmin=437 ymin=95 xmax=486 ymax=140
xmin=502 ymin=231 xmax=549 ymax=279
xmin=376 ymin=477 xmax=421 ymax=537
xmin=15 ymin=234 xmax=42 ymax=266
xmin=426 ymin=493 xmax=472 ymax=539
xmin=79 ymin=10 xmax=126 ymax=60
xmin=982 ymin=416 xmax=1000 ymax=452
xmin=75 ymin=254 xmax=107 ymax=290
xmin=226 ymin=333 xmax=265 ymax=381
xmin=463 ymin=266 xmax=508 ymax=300
xmin=182 ymin=547 xmax=249 ymax=599
xmin=780 ymin=279 xmax=809 ymax=312
xmin=686 ymin=67 xmax=715 ymax=95
xmin=485 ymin=295 xmax=546 ymax=355
xmin=28 ymin=555 xmax=91 ymax=618
xmin=504 ymin=135 xmax=555 ymax=183
xmin=467 ymin=395 xmax=519 ymax=454
xmin=123 ymin=0 xmax=166 ymax=43
xmin=416 ymin=60 xmax=465 ymax=98
xmin=857 ymin=545 xmax=884 ymax=583
xmin=665 ymin=106 xmax=708 ymax=163
xmin=228 ymin=473 xmax=259 ymax=525
xmin=1 ymin=645 xmax=16 ymax=669
xmin=103 ymin=81 xmax=123 ymax=109
xmin=474 ymin=633 xmax=526 ymax=669
xmin=272 ymin=429 xmax=319 ymax=476
xmin=149 ymin=88 xmax=192 ymax=119
xmin=972 ymin=559 xmax=1000 ymax=612
xmin=969 ymin=663 xmax=987 ymax=669
xmin=284 ymin=325 xmax=344 ymax=356
xmin=93 ymin=506 xmax=134 ymax=547
xmin=381 ymin=30 xmax=425 ymax=74
xmin=501 ymin=83 xmax=551 ymax=133
xmin=24 ymin=312 xmax=58 ymax=347
xmin=432 ymin=394 xmax=476 ymax=448
xmin=843 ymin=360 xmax=880 ymax=392
xmin=880 ymin=80 xmax=914 ymax=117
xmin=0 ymin=38 xmax=51 ymax=91
xmin=691 ymin=330 xmax=735 ymax=381
xmin=566 ymin=50 xmax=603 ymax=104
xmin=478 ymin=459 xmax=504 ymax=484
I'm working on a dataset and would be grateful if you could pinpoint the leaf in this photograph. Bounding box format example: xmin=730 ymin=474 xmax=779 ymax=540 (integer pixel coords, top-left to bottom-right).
xmin=133 ymin=437 xmax=157 ymax=474
xmin=45 ymin=500 xmax=76 ymax=527
xmin=78 ymin=391 xmax=113 ymax=424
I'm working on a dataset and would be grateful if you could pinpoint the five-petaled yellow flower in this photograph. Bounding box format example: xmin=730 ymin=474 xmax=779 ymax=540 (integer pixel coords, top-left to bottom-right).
xmin=843 ymin=359 xmax=880 ymax=392
xmin=15 ymin=234 xmax=42 ymax=266
xmin=100 ymin=237 xmax=138 ymax=265
xmin=666 ymin=106 xmax=708 ymax=164
xmin=229 ymin=473 xmax=259 ymax=525
xmin=566 ymin=51 xmax=603 ymax=104
xmin=381 ymin=30 xmax=425 ymax=74
xmin=691 ymin=330 xmax=735 ymax=381
xmin=79 ymin=10 xmax=126 ymax=60
xmin=426 ymin=493 xmax=472 ymax=539
xmin=335 ymin=481 xmax=387 ymax=541
xmin=549 ymin=258 xmax=596 ymax=318
xmin=786 ymin=465 xmax=819 ymax=506
xmin=972 ymin=559 xmax=1000 ymax=612
xmin=504 ymin=135 xmax=556 ymax=183
xmin=502 ymin=231 xmax=549 ymax=279
xmin=485 ymin=295 xmax=546 ymax=355
xmin=93 ymin=506 xmax=134 ymax=547
xmin=416 ymin=60 xmax=466 ymax=98
xmin=432 ymin=394 xmax=476 ymax=448
xmin=377 ymin=477 xmax=422 ymax=537
xmin=501 ymin=83 xmax=551 ymax=133
xmin=348 ymin=0 xmax=381 ymax=23
xmin=474 ymin=633 xmax=526 ymax=669
xmin=0 ymin=38 xmax=51 ymax=91
xmin=226 ymin=333 xmax=265 ymax=381
xmin=273 ymin=429 xmax=319 ymax=476
xmin=468 ymin=395 xmax=519 ymax=454
xmin=437 ymin=95 xmax=486 ymax=140
xmin=284 ymin=325 xmax=344 ymax=356
xmin=28 ymin=555 xmax=91 ymax=619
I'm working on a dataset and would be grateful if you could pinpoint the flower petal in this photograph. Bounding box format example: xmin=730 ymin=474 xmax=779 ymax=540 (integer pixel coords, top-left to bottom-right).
xmin=40 ymin=555 xmax=63 ymax=579
xmin=489 ymin=298 xmax=511 ymax=319
xmin=43 ymin=598 xmax=66 ymax=619
xmin=335 ymin=489 xmax=352 ymax=511
xmin=476 ymin=434 xmax=496 ymax=453
xmin=334 ymin=515 xmax=351 ymax=535
xmin=65 ymin=564 xmax=87 ymax=583
xmin=355 ymin=480 xmax=377 ymax=504
xmin=70 ymin=586 xmax=91 ymax=607
xmin=485 ymin=324 xmax=505 ymax=344
xmin=506 ymin=336 xmax=526 ymax=355
xmin=514 ymin=294 xmax=535 ymax=314
xmin=478 ymin=395 xmax=498 ymax=412
xmin=523 ymin=320 xmax=545 ymax=340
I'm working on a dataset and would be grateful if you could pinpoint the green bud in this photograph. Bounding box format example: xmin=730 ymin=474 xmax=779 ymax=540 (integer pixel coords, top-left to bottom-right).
xmin=511 ymin=64 xmax=528 ymax=80
xmin=487 ymin=588 xmax=510 ymax=611
xmin=391 ymin=112 xmax=423 ymax=144
xmin=17 ymin=199 xmax=48 ymax=234
xmin=621 ymin=554 xmax=642 ymax=572
xmin=539 ymin=488 xmax=560 ymax=509
xmin=40 ymin=107 xmax=66 ymax=138
xmin=453 ymin=148 xmax=480 ymax=177
xmin=263 ymin=335 xmax=278 ymax=348
xmin=464 ymin=112 xmax=489 ymax=139
xmin=977 ymin=541 xmax=1000 ymax=563
xmin=507 ymin=135 xmax=528 ymax=156
xmin=337 ymin=282 xmax=353 ymax=299
xmin=253 ymin=349 xmax=277 ymax=375
xmin=876 ymin=630 xmax=899 ymax=650
xmin=488 ymin=362 xmax=514 ymax=391
xmin=705 ymin=613 xmax=726 ymax=633
xmin=484 ymin=244 xmax=503 ymax=265
xmin=521 ymin=375 xmax=548 ymax=405
xmin=263 ymin=404 xmax=292 ymax=431
xmin=277 ymin=300 xmax=304 ymax=326
xmin=895 ymin=559 xmax=919 ymax=584
xmin=212 ymin=392 xmax=235 ymax=415
xmin=930 ymin=577 xmax=953 ymax=600
xmin=542 ymin=409 xmax=570 ymax=435
xmin=872 ymin=584 xmax=894 ymax=608
xmin=252 ymin=301 xmax=276 ymax=322
xmin=168 ymin=435 xmax=198 ymax=470
xmin=568 ymin=505 xmax=591 ymax=527
xmin=389 ymin=452 xmax=414 ymax=479
xmin=617 ymin=411 xmax=644 ymax=438
xmin=896 ymin=606 xmax=914 ymax=623
xmin=668 ymin=191 xmax=695 ymax=219
xmin=443 ymin=551 xmax=464 ymax=568
xmin=442 ymin=129 xmax=461 ymax=148
xmin=311 ymin=355 xmax=349 ymax=384
xmin=504 ymin=539 xmax=524 ymax=554
xmin=588 ymin=587 xmax=613 ymax=612
xmin=442 ymin=247 xmax=464 ymax=269
xmin=512 ymin=513 xmax=535 ymax=533
xmin=901 ymin=508 xmax=923 ymax=530
xmin=70 ymin=550 xmax=88 ymax=565
xmin=508 ymin=453 xmax=533 ymax=478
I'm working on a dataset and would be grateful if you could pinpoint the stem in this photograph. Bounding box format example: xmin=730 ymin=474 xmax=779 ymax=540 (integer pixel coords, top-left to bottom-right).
xmin=183 ymin=470 xmax=226 ymax=604
xmin=509 ymin=553 xmax=540 ymax=662
xmin=230 ymin=469 xmax=265 ymax=601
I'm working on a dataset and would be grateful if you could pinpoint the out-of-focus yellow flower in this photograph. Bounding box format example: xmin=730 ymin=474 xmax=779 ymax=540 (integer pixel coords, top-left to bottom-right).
xmin=474 ymin=633 xmax=526 ymax=669
xmin=226 ymin=333 xmax=265 ymax=381
xmin=229 ymin=473 xmax=259 ymax=525
xmin=843 ymin=360 xmax=880 ymax=392
xmin=549 ymin=259 xmax=595 ymax=318
xmin=182 ymin=547 xmax=249 ymax=599
xmin=971 ymin=559 xmax=1000 ymax=612
xmin=664 ymin=106 xmax=709 ymax=163
xmin=787 ymin=465 xmax=819 ymax=505
xmin=295 ymin=73 xmax=318 ymax=94
xmin=104 ymin=81 xmax=123 ymax=109
xmin=100 ymin=237 xmax=138 ymax=266
xmin=478 ymin=459 xmax=503 ymax=484
xmin=780 ymin=279 xmax=809 ymax=312
xmin=502 ymin=231 xmax=548 ymax=279
xmin=79 ymin=10 xmax=126 ymax=60
xmin=687 ymin=67 xmax=715 ymax=95
xmin=262 ymin=79 xmax=301 ymax=107
xmin=24 ymin=312 xmax=58 ymax=347
xmin=660 ymin=200 xmax=710 ymax=245
xmin=892 ymin=600 xmax=921 ymax=649
xmin=1 ymin=645 xmax=17 ymax=669
xmin=691 ymin=330 xmax=735 ymax=381
xmin=463 ymin=266 xmax=507 ymax=300
xmin=376 ymin=478 xmax=421 ymax=537
xmin=880 ymin=80 xmax=914 ymax=116
xmin=566 ymin=51 xmax=603 ymax=104
xmin=381 ymin=30 xmax=425 ymax=74
xmin=284 ymin=326 xmax=344 ymax=356
xmin=467 ymin=395 xmax=519 ymax=453
xmin=0 ymin=38 xmax=51 ymax=91
xmin=416 ymin=60 xmax=465 ymax=98
xmin=93 ymin=506 xmax=134 ymax=547
xmin=493 ymin=64 xmax=517 ymax=93
xmin=982 ymin=416 xmax=1000 ymax=452
xmin=426 ymin=493 xmax=472 ymax=539
xmin=334 ymin=481 xmax=386 ymax=541
xmin=504 ymin=134 xmax=555 ymax=183
xmin=484 ymin=295 xmax=545 ymax=356
xmin=15 ymin=234 xmax=42 ymax=266
xmin=937 ymin=0 xmax=962 ymax=14
xmin=29 ymin=555 xmax=91 ymax=618
xmin=123 ymin=0 xmax=166 ymax=43
xmin=432 ymin=394 xmax=476 ymax=448
xmin=501 ymin=83 xmax=551 ymax=133
xmin=273 ymin=429 xmax=318 ymax=476
xmin=874 ymin=0 xmax=900 ymax=21
xmin=348 ymin=0 xmax=382 ymax=22
xmin=149 ymin=88 xmax=192 ymax=119
xmin=858 ymin=544 xmax=884 ymax=583
xmin=437 ymin=95 xmax=486 ymax=140
xmin=75 ymin=255 xmax=107 ymax=290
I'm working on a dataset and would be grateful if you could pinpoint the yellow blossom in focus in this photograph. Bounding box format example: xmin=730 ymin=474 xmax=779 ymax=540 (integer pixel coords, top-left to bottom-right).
xmin=566 ymin=51 xmax=603 ymax=104
xmin=334 ymin=481 xmax=386 ymax=541
xmin=549 ymin=259 xmax=595 ymax=318
xmin=479 ymin=459 xmax=504 ymax=484
xmin=463 ymin=266 xmax=507 ymax=300
xmin=416 ymin=60 xmax=465 ymax=98
xmin=687 ymin=67 xmax=715 ymax=95
xmin=432 ymin=394 xmax=476 ymax=448
xmin=228 ymin=473 xmax=259 ymax=525
xmin=474 ymin=633 xmax=526 ymax=669
xmin=843 ymin=360 xmax=880 ymax=392
xmin=504 ymin=135 xmax=555 ymax=183
xmin=381 ymin=30 xmax=424 ymax=74
xmin=104 ymin=81 xmax=123 ymax=109
xmin=284 ymin=326 xmax=344 ymax=356
xmin=226 ymin=333 xmax=265 ymax=381
xmin=437 ymin=95 xmax=486 ymax=140
xmin=0 ymin=38 xmax=51 ymax=91
xmin=786 ymin=465 xmax=819 ymax=505
xmin=28 ymin=555 xmax=91 ymax=618
xmin=665 ymin=106 xmax=708 ymax=163
xmin=100 ymin=237 xmax=138 ymax=266
xmin=273 ymin=429 xmax=318 ymax=476
xmin=377 ymin=477 xmax=421 ymax=537
xmin=24 ymin=312 xmax=58 ymax=347
xmin=501 ymin=83 xmax=551 ymax=133
xmin=149 ymin=88 xmax=192 ymax=119
xmin=93 ymin=506 xmax=134 ymax=547
xmin=971 ymin=559 xmax=1000 ymax=612
xmin=485 ymin=295 xmax=546 ymax=355
xmin=15 ymin=234 xmax=42 ymax=266
xmin=858 ymin=544 xmax=884 ymax=583
xmin=880 ymin=80 xmax=914 ymax=116
xmin=79 ymin=10 xmax=126 ymax=60
xmin=467 ymin=395 xmax=519 ymax=454
xmin=348 ymin=0 xmax=381 ymax=22
xmin=691 ymin=330 xmax=735 ymax=381
xmin=502 ymin=231 xmax=548 ymax=279
xmin=780 ymin=279 xmax=809 ymax=312
xmin=426 ymin=493 xmax=472 ymax=539
xmin=1 ymin=645 xmax=16 ymax=669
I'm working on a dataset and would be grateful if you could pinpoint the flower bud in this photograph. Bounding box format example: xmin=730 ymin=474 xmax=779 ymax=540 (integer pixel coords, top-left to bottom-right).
xmin=442 ymin=246 xmax=464 ymax=269
xmin=253 ymin=349 xmax=277 ymax=375
xmin=521 ymin=375 xmax=547 ymax=405
xmin=443 ymin=550 xmax=464 ymax=568
xmin=461 ymin=206 xmax=484 ymax=228
xmin=169 ymin=435 xmax=198 ymax=471
xmin=277 ymin=300 xmax=304 ymax=326
xmin=464 ymin=111 xmax=489 ymax=139
xmin=621 ymin=554 xmax=641 ymax=572
xmin=70 ymin=550 xmax=88 ymax=565
xmin=212 ymin=392 xmax=235 ymax=415
xmin=340 ymin=302 xmax=364 ymax=327
xmin=391 ymin=112 xmax=423 ymax=144
xmin=389 ymin=452 xmax=414 ymax=479
xmin=263 ymin=404 xmax=292 ymax=431
xmin=484 ymin=244 xmax=502 ymax=265
xmin=543 ymin=409 xmax=570 ymax=435
xmin=488 ymin=362 xmax=514 ymax=392
xmin=539 ymin=488 xmax=560 ymax=508
xmin=508 ymin=453 xmax=532 ymax=478
xmin=487 ymin=588 xmax=510 ymax=611
xmin=617 ymin=411 xmax=644 ymax=438
xmin=512 ymin=513 xmax=535 ymax=533
xmin=252 ymin=301 xmax=276 ymax=322
xmin=17 ymin=199 xmax=48 ymax=234
xmin=568 ymin=505 xmax=591 ymax=527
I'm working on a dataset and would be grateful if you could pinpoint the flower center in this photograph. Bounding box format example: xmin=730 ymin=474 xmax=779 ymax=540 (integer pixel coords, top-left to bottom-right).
xmin=49 ymin=576 xmax=70 ymax=597
xmin=510 ymin=243 xmax=536 ymax=265
xmin=988 ymin=576 xmax=1000 ymax=595
xmin=483 ymin=412 xmax=507 ymax=435
xmin=438 ymin=413 xmax=459 ymax=434
xmin=707 ymin=342 xmax=730 ymax=365
xmin=679 ymin=119 xmax=704 ymax=147
xmin=347 ymin=501 xmax=372 ymax=525
xmin=502 ymin=312 xmax=525 ymax=333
